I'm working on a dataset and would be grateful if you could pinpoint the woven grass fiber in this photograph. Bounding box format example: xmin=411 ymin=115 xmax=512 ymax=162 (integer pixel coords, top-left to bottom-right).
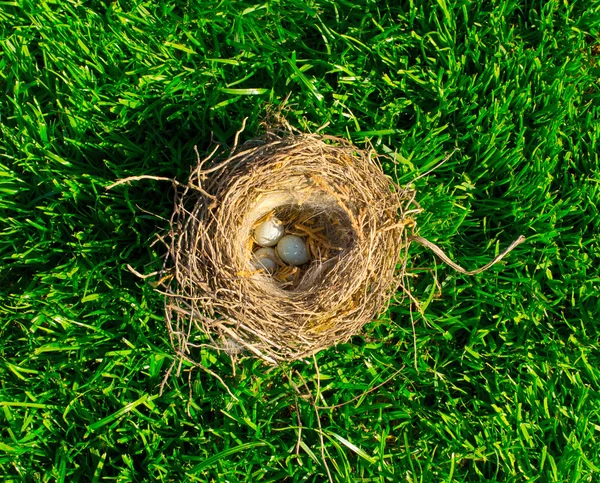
xmin=161 ymin=129 xmax=420 ymax=364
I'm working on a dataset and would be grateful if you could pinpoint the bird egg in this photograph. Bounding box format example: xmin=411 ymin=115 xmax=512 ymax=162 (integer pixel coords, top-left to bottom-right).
xmin=254 ymin=217 xmax=284 ymax=247
xmin=276 ymin=235 xmax=309 ymax=266
xmin=252 ymin=247 xmax=277 ymax=273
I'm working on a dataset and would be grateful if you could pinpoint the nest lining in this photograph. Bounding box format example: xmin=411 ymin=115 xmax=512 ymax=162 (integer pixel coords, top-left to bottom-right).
xmin=162 ymin=132 xmax=418 ymax=363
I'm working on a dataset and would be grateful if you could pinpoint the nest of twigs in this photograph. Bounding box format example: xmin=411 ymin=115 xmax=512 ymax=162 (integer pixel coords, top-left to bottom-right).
xmin=160 ymin=130 xmax=419 ymax=363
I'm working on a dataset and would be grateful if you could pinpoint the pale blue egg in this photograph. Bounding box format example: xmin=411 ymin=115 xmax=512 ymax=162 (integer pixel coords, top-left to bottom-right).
xmin=276 ymin=235 xmax=309 ymax=266
xmin=252 ymin=247 xmax=277 ymax=273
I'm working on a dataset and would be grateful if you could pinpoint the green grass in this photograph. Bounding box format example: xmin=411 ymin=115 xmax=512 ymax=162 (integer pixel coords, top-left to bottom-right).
xmin=1 ymin=0 xmax=600 ymax=481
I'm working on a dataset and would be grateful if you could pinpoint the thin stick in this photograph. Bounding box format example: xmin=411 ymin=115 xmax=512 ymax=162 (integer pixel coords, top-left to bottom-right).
xmin=159 ymin=359 xmax=176 ymax=395
xmin=282 ymin=367 xmax=305 ymax=463
xmin=410 ymin=301 xmax=418 ymax=371
xmin=135 ymin=204 xmax=170 ymax=222
xmin=229 ymin=117 xmax=248 ymax=157
xmin=315 ymin=367 xmax=405 ymax=410
xmin=409 ymin=235 xmax=526 ymax=275
xmin=172 ymin=350 xmax=239 ymax=402
xmin=313 ymin=355 xmax=323 ymax=408
xmin=214 ymin=323 xmax=278 ymax=364
xmin=187 ymin=369 xmax=194 ymax=417
xmin=298 ymin=370 xmax=333 ymax=483
xmin=396 ymin=277 xmax=436 ymax=371
xmin=315 ymin=121 xmax=331 ymax=134
xmin=105 ymin=175 xmax=183 ymax=190
xmin=126 ymin=264 xmax=159 ymax=279
xmin=294 ymin=394 xmax=303 ymax=462
xmin=407 ymin=147 xmax=459 ymax=187
xmin=196 ymin=143 xmax=221 ymax=172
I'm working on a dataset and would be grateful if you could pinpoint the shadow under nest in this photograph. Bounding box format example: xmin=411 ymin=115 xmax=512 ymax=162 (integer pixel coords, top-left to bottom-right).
xmin=160 ymin=131 xmax=420 ymax=364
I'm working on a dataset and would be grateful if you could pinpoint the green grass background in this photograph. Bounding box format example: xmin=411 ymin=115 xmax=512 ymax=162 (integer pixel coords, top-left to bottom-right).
xmin=1 ymin=0 xmax=600 ymax=481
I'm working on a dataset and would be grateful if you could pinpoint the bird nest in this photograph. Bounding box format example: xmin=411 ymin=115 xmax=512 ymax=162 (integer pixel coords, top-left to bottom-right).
xmin=160 ymin=131 xmax=419 ymax=363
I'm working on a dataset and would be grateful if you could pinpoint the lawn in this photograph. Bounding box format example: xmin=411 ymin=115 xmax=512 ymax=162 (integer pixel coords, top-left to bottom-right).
xmin=1 ymin=0 xmax=600 ymax=481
